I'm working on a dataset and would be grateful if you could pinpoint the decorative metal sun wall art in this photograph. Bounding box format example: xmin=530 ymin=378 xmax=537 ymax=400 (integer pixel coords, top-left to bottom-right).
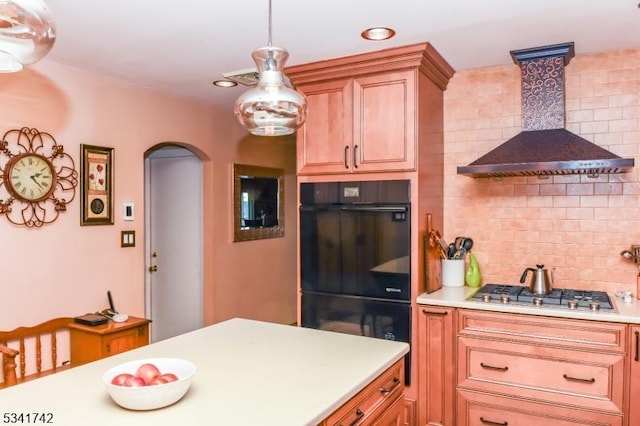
xmin=0 ymin=127 xmax=78 ymax=227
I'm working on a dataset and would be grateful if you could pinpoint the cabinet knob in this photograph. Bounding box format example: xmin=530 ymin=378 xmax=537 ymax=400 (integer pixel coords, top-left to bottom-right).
xmin=149 ymin=265 xmax=158 ymax=273
xmin=379 ymin=376 xmax=401 ymax=394
xmin=344 ymin=408 xmax=364 ymax=426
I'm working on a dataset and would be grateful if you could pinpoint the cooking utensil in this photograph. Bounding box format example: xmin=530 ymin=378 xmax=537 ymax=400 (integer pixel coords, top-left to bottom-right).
xmin=437 ymin=236 xmax=449 ymax=256
xmin=519 ymin=264 xmax=554 ymax=295
xmin=462 ymin=237 xmax=473 ymax=253
xmin=447 ymin=243 xmax=456 ymax=259
xmin=451 ymin=236 xmax=474 ymax=259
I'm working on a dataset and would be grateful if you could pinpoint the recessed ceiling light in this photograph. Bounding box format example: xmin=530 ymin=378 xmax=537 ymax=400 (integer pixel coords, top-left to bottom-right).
xmin=361 ymin=27 xmax=396 ymax=41
xmin=212 ymin=79 xmax=238 ymax=88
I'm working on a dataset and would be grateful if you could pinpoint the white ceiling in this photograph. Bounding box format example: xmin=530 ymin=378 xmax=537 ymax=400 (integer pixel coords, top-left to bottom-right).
xmin=44 ymin=0 xmax=640 ymax=109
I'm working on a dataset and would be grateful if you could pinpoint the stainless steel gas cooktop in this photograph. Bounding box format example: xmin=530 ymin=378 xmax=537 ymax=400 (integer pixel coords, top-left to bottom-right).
xmin=469 ymin=284 xmax=616 ymax=313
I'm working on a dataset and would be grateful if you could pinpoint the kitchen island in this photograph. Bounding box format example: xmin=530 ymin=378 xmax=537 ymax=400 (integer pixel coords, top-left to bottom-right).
xmin=0 ymin=318 xmax=409 ymax=426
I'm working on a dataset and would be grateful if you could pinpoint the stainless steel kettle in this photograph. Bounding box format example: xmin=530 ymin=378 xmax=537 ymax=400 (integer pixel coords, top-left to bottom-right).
xmin=519 ymin=264 xmax=554 ymax=294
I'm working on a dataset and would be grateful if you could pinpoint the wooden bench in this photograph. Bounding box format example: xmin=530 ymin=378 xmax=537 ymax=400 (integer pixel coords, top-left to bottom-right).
xmin=0 ymin=317 xmax=74 ymax=388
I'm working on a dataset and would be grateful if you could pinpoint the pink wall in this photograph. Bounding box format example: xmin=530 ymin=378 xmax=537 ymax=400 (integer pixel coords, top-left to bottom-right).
xmin=444 ymin=48 xmax=640 ymax=293
xmin=0 ymin=60 xmax=297 ymax=330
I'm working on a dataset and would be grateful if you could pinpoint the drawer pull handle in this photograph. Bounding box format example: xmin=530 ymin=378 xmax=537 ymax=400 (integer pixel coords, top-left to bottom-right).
xmin=563 ymin=374 xmax=595 ymax=384
xmin=480 ymin=417 xmax=508 ymax=426
xmin=422 ymin=309 xmax=448 ymax=316
xmin=480 ymin=362 xmax=509 ymax=372
xmin=344 ymin=408 xmax=364 ymax=426
xmin=379 ymin=376 xmax=401 ymax=394
xmin=635 ymin=330 xmax=639 ymax=362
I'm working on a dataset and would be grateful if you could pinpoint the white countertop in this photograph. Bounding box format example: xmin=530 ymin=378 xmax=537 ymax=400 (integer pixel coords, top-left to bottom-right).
xmin=0 ymin=318 xmax=409 ymax=426
xmin=417 ymin=286 xmax=640 ymax=324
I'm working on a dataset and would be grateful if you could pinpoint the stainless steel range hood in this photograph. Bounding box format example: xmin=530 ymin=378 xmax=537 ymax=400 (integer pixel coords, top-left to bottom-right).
xmin=457 ymin=42 xmax=634 ymax=178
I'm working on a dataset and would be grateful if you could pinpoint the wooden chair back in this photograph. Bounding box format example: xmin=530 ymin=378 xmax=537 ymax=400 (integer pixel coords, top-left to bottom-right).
xmin=0 ymin=317 xmax=74 ymax=388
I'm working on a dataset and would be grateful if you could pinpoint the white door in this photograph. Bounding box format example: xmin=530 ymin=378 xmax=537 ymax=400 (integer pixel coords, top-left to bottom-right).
xmin=145 ymin=146 xmax=203 ymax=342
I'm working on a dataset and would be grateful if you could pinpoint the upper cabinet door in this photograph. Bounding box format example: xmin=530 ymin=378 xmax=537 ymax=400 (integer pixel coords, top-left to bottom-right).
xmin=288 ymin=43 xmax=454 ymax=176
xmin=296 ymin=78 xmax=353 ymax=175
xmin=296 ymin=71 xmax=417 ymax=175
xmin=353 ymin=70 xmax=416 ymax=173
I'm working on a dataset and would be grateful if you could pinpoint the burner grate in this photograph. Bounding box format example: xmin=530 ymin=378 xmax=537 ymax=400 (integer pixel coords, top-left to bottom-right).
xmin=471 ymin=284 xmax=615 ymax=311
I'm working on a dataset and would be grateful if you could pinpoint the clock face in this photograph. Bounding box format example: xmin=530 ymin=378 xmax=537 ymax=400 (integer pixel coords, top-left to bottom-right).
xmin=5 ymin=154 xmax=57 ymax=202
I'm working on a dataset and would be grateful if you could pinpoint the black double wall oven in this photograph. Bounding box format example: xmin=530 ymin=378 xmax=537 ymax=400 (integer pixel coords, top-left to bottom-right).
xmin=300 ymin=180 xmax=411 ymax=384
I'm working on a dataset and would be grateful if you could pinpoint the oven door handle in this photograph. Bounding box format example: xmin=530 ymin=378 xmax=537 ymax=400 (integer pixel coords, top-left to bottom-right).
xmin=339 ymin=206 xmax=407 ymax=213
xmin=300 ymin=205 xmax=408 ymax=214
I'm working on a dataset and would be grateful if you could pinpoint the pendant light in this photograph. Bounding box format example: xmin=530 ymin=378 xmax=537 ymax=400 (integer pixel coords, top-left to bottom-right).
xmin=0 ymin=0 xmax=56 ymax=73
xmin=233 ymin=0 xmax=307 ymax=136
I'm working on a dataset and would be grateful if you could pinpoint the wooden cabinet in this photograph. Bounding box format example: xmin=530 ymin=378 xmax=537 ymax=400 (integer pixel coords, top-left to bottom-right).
xmin=456 ymin=309 xmax=626 ymax=424
xmin=291 ymin=42 xmax=455 ymax=413
xmin=287 ymin=42 xmax=454 ymax=176
xmin=68 ymin=316 xmax=150 ymax=365
xmin=322 ymin=359 xmax=405 ymax=426
xmin=457 ymin=388 xmax=623 ymax=426
xmin=295 ymin=71 xmax=416 ymax=175
xmin=417 ymin=306 xmax=455 ymax=426
xmin=628 ymin=325 xmax=640 ymax=426
xmin=370 ymin=394 xmax=405 ymax=426
xmin=294 ymin=78 xmax=352 ymax=175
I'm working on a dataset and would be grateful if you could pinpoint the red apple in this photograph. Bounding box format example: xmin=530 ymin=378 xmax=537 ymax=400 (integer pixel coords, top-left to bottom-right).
xmin=159 ymin=373 xmax=179 ymax=383
xmin=135 ymin=363 xmax=160 ymax=385
xmin=149 ymin=376 xmax=169 ymax=385
xmin=111 ymin=373 xmax=134 ymax=386
xmin=124 ymin=375 xmax=146 ymax=387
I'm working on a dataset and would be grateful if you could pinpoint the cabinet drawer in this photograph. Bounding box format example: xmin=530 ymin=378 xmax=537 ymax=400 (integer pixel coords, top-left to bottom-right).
xmin=458 ymin=309 xmax=626 ymax=352
xmin=325 ymin=359 xmax=404 ymax=426
xmin=457 ymin=389 xmax=623 ymax=426
xmin=458 ymin=336 xmax=624 ymax=413
xmin=369 ymin=394 xmax=404 ymax=426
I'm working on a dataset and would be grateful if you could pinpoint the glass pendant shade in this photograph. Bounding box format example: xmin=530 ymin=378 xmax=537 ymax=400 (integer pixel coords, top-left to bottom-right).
xmin=234 ymin=46 xmax=307 ymax=136
xmin=0 ymin=0 xmax=56 ymax=73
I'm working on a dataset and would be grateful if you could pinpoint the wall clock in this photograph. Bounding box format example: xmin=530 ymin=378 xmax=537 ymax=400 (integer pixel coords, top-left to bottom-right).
xmin=0 ymin=127 xmax=78 ymax=227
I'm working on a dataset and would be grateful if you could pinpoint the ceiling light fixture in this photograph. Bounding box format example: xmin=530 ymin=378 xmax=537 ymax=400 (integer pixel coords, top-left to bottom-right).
xmin=233 ymin=0 xmax=307 ymax=136
xmin=361 ymin=27 xmax=396 ymax=41
xmin=212 ymin=79 xmax=237 ymax=88
xmin=0 ymin=0 xmax=56 ymax=73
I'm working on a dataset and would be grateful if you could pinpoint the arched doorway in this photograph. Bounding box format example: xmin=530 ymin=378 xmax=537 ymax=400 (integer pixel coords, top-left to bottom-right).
xmin=144 ymin=144 xmax=203 ymax=342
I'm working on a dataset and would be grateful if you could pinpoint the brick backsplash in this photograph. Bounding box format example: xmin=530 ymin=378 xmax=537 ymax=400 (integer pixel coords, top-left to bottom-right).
xmin=443 ymin=48 xmax=640 ymax=294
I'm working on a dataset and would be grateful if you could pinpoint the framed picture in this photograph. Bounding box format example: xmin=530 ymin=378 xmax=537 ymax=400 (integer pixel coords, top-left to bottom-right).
xmin=80 ymin=144 xmax=114 ymax=225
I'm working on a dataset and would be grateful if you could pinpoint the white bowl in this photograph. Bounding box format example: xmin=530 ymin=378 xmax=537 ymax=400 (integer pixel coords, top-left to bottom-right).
xmin=103 ymin=358 xmax=196 ymax=410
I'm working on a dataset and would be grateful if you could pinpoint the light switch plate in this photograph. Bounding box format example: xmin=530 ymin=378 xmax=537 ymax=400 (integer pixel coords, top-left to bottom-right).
xmin=123 ymin=202 xmax=134 ymax=221
xmin=121 ymin=230 xmax=135 ymax=247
